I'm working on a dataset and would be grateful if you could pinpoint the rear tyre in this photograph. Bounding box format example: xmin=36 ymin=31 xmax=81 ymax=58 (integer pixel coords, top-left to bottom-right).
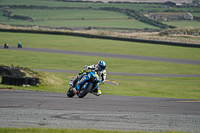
xmin=78 ymin=83 xmax=92 ymax=98
xmin=67 ymin=87 xmax=75 ymax=98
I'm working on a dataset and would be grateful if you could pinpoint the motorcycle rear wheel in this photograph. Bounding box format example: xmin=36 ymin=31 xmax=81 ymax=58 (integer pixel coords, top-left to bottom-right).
xmin=67 ymin=87 xmax=75 ymax=98
xmin=78 ymin=83 xmax=92 ymax=98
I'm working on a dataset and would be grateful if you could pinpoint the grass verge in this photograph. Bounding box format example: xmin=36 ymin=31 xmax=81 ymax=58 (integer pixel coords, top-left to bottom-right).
xmin=0 ymin=32 xmax=200 ymax=99
xmin=1 ymin=72 xmax=200 ymax=99
xmin=1 ymin=49 xmax=200 ymax=75
xmin=0 ymin=32 xmax=200 ymax=60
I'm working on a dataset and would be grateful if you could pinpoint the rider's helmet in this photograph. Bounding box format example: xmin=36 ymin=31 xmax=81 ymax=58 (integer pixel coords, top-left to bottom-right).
xmin=98 ymin=61 xmax=106 ymax=71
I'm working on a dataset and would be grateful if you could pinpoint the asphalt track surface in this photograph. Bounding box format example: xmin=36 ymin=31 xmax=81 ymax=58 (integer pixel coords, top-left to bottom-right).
xmin=1 ymin=46 xmax=200 ymax=132
xmin=0 ymin=90 xmax=200 ymax=132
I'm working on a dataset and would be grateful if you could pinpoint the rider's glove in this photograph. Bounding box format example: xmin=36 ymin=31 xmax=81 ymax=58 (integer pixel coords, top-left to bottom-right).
xmin=84 ymin=65 xmax=89 ymax=72
xmin=84 ymin=65 xmax=87 ymax=70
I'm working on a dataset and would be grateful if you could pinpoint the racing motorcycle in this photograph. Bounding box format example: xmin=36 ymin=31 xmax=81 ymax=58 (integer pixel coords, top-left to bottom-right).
xmin=67 ymin=71 xmax=101 ymax=98
xmin=4 ymin=44 xmax=9 ymax=49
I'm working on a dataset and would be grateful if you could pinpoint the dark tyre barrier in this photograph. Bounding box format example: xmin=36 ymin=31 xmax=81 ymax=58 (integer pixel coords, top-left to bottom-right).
xmin=0 ymin=66 xmax=39 ymax=86
xmin=0 ymin=66 xmax=13 ymax=76
xmin=0 ymin=66 xmax=25 ymax=77
xmin=1 ymin=76 xmax=39 ymax=86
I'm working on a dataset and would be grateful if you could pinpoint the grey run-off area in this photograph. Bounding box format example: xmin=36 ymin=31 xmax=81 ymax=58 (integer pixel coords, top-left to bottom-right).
xmin=0 ymin=90 xmax=200 ymax=132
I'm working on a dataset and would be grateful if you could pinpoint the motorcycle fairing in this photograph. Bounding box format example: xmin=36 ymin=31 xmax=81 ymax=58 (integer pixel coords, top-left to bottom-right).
xmin=76 ymin=72 xmax=101 ymax=91
xmin=76 ymin=75 xmax=88 ymax=91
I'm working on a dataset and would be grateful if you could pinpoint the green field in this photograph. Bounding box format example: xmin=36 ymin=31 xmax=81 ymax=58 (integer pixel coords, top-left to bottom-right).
xmin=1 ymin=0 xmax=199 ymax=12
xmin=0 ymin=32 xmax=200 ymax=99
xmin=0 ymin=12 xmax=16 ymax=21
xmin=1 ymin=0 xmax=200 ymax=29
xmin=1 ymin=8 xmax=159 ymax=29
xmin=163 ymin=21 xmax=200 ymax=28
xmin=3 ymin=19 xmax=159 ymax=29
xmin=9 ymin=9 xmax=127 ymax=20
xmin=192 ymin=13 xmax=200 ymax=17
xmin=0 ymin=0 xmax=161 ymax=9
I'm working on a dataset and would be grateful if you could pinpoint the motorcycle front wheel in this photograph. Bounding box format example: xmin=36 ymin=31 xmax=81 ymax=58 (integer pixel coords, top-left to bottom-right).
xmin=77 ymin=83 xmax=92 ymax=98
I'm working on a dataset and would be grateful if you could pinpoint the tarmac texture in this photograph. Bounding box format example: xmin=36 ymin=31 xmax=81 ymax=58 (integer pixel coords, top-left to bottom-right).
xmin=0 ymin=90 xmax=200 ymax=132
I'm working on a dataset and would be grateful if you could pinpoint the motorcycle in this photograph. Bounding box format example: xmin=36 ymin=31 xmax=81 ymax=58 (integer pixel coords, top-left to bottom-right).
xmin=4 ymin=44 xmax=9 ymax=49
xmin=18 ymin=44 xmax=22 ymax=48
xmin=67 ymin=71 xmax=101 ymax=98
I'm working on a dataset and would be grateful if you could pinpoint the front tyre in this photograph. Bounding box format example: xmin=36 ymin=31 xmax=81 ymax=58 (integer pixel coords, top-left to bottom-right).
xmin=78 ymin=83 xmax=92 ymax=98
xmin=67 ymin=88 xmax=75 ymax=98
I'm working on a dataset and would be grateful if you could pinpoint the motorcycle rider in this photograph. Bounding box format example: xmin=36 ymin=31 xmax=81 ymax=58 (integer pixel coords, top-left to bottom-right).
xmin=4 ymin=43 xmax=9 ymax=49
xmin=18 ymin=42 xmax=22 ymax=48
xmin=72 ymin=61 xmax=107 ymax=96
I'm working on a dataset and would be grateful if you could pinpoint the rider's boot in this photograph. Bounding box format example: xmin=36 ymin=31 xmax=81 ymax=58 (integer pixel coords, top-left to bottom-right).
xmin=92 ymin=87 xmax=101 ymax=96
xmin=97 ymin=88 xmax=102 ymax=96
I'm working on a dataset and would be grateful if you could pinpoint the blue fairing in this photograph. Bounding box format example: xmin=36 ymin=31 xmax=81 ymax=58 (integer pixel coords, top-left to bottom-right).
xmin=76 ymin=71 xmax=101 ymax=92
